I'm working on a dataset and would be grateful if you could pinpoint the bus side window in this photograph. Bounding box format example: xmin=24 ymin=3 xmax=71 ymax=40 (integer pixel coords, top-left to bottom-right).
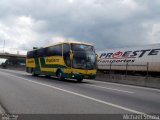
xmin=33 ymin=50 xmax=38 ymax=58
xmin=27 ymin=52 xmax=30 ymax=58
xmin=63 ymin=44 xmax=70 ymax=67
xmin=54 ymin=44 xmax=62 ymax=56
xmin=47 ymin=45 xmax=62 ymax=56
xmin=27 ymin=51 xmax=34 ymax=58
xmin=63 ymin=44 xmax=70 ymax=53
xmin=39 ymin=48 xmax=45 ymax=57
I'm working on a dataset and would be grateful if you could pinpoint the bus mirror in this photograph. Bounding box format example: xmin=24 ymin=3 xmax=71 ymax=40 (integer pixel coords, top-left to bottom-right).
xmin=70 ymin=50 xmax=73 ymax=61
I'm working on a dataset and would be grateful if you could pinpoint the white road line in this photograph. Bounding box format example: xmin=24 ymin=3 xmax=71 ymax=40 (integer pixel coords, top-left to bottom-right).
xmin=87 ymin=80 xmax=160 ymax=92
xmin=0 ymin=106 xmax=2 ymax=114
xmin=84 ymin=84 xmax=134 ymax=94
xmin=2 ymin=72 xmax=145 ymax=114
xmin=0 ymin=104 xmax=6 ymax=114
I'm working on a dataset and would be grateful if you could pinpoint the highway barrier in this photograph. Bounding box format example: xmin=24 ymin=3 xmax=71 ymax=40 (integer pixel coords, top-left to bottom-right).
xmin=95 ymin=72 xmax=160 ymax=89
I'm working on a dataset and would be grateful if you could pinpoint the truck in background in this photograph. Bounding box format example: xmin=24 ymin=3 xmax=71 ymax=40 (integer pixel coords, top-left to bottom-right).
xmin=97 ymin=44 xmax=160 ymax=76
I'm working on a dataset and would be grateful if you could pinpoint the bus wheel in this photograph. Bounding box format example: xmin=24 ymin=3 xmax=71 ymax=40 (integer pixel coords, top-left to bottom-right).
xmin=57 ymin=71 xmax=64 ymax=81
xmin=77 ymin=78 xmax=83 ymax=82
xmin=46 ymin=75 xmax=51 ymax=78
xmin=32 ymin=73 xmax=38 ymax=76
xmin=31 ymin=69 xmax=38 ymax=76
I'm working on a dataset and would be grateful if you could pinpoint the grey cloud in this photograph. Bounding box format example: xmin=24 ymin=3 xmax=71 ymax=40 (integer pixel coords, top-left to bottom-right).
xmin=0 ymin=0 xmax=160 ymax=52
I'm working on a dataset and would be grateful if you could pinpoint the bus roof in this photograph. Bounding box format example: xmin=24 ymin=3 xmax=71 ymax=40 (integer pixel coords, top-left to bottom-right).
xmin=28 ymin=41 xmax=93 ymax=52
xmin=45 ymin=41 xmax=93 ymax=48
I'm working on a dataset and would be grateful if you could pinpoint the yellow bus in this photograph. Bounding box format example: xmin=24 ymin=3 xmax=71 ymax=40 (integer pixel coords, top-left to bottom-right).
xmin=26 ymin=42 xmax=97 ymax=82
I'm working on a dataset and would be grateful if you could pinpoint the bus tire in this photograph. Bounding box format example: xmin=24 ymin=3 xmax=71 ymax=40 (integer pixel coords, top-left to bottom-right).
xmin=32 ymin=73 xmax=38 ymax=76
xmin=57 ymin=71 xmax=64 ymax=81
xmin=46 ymin=75 xmax=51 ymax=78
xmin=31 ymin=69 xmax=38 ymax=76
xmin=77 ymin=78 xmax=83 ymax=82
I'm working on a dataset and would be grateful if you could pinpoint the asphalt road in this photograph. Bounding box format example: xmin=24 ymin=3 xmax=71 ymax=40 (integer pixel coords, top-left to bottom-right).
xmin=0 ymin=69 xmax=160 ymax=119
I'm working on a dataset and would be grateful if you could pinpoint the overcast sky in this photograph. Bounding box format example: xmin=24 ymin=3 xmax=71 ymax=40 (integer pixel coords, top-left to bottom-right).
xmin=0 ymin=0 xmax=160 ymax=53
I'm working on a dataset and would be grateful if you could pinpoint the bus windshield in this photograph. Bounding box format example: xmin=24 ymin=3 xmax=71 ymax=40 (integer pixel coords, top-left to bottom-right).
xmin=71 ymin=44 xmax=95 ymax=52
xmin=71 ymin=44 xmax=96 ymax=69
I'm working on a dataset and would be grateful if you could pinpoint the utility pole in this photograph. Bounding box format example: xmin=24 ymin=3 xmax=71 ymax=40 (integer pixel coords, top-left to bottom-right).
xmin=3 ymin=40 xmax=5 ymax=53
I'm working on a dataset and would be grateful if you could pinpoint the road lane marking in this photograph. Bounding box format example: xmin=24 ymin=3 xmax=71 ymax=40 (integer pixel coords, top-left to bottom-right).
xmin=1 ymin=72 xmax=146 ymax=114
xmin=84 ymin=84 xmax=134 ymax=94
xmin=0 ymin=104 xmax=6 ymax=114
xmin=0 ymin=105 xmax=3 ymax=114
